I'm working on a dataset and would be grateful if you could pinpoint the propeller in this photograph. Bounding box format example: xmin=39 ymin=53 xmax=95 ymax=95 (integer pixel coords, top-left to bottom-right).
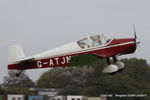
xmin=133 ymin=27 xmax=143 ymax=59
xmin=133 ymin=27 xmax=140 ymax=47
xmin=134 ymin=27 xmax=137 ymax=40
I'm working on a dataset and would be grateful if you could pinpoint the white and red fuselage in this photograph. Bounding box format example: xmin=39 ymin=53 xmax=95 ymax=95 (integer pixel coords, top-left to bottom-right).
xmin=8 ymin=34 xmax=137 ymax=71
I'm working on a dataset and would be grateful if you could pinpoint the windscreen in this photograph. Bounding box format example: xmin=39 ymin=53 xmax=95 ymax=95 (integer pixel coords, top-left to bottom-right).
xmin=77 ymin=34 xmax=110 ymax=49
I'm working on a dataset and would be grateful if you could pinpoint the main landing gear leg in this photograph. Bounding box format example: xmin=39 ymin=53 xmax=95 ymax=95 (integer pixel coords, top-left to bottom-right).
xmin=113 ymin=56 xmax=125 ymax=72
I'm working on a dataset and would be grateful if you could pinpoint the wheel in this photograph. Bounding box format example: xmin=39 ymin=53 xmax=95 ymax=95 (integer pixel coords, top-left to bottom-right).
xmin=102 ymin=64 xmax=118 ymax=73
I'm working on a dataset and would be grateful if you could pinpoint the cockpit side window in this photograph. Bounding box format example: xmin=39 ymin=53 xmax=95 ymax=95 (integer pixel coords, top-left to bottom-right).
xmin=90 ymin=35 xmax=102 ymax=47
xmin=77 ymin=34 xmax=110 ymax=49
xmin=77 ymin=38 xmax=90 ymax=49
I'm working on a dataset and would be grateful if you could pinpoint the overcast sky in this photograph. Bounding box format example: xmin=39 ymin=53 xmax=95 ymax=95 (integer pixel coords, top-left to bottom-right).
xmin=0 ymin=0 xmax=150 ymax=83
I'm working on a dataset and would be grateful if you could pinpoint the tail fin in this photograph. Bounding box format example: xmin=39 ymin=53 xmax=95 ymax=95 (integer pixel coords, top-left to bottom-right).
xmin=8 ymin=44 xmax=25 ymax=64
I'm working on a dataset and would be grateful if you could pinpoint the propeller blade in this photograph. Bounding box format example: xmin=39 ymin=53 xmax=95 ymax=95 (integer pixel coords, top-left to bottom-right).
xmin=133 ymin=26 xmax=140 ymax=48
xmin=134 ymin=27 xmax=137 ymax=40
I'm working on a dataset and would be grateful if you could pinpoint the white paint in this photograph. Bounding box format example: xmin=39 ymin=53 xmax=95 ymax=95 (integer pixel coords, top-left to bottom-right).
xmin=43 ymin=62 xmax=48 ymax=65
xmin=66 ymin=56 xmax=72 ymax=63
xmin=50 ymin=96 xmax=65 ymax=100
xmin=54 ymin=58 xmax=59 ymax=65
xmin=7 ymin=95 xmax=25 ymax=100
xmin=49 ymin=59 xmax=54 ymax=66
xmin=61 ymin=57 xmax=65 ymax=64
xmin=37 ymin=61 xmax=42 ymax=68
xmin=67 ymin=96 xmax=85 ymax=100
xmin=34 ymin=42 xmax=81 ymax=60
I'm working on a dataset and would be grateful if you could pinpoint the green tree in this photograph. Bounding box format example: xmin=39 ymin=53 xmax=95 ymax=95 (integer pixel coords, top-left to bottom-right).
xmin=2 ymin=71 xmax=35 ymax=89
xmin=37 ymin=66 xmax=94 ymax=88
xmin=5 ymin=87 xmax=30 ymax=95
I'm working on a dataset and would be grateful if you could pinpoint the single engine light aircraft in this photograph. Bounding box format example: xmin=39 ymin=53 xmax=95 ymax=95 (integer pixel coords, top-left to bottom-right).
xmin=8 ymin=30 xmax=139 ymax=77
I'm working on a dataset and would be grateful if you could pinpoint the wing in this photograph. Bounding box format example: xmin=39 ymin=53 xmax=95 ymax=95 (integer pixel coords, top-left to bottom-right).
xmin=68 ymin=53 xmax=104 ymax=67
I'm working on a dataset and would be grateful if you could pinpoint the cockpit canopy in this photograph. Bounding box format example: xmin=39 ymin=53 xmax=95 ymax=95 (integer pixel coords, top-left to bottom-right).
xmin=77 ymin=34 xmax=111 ymax=49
